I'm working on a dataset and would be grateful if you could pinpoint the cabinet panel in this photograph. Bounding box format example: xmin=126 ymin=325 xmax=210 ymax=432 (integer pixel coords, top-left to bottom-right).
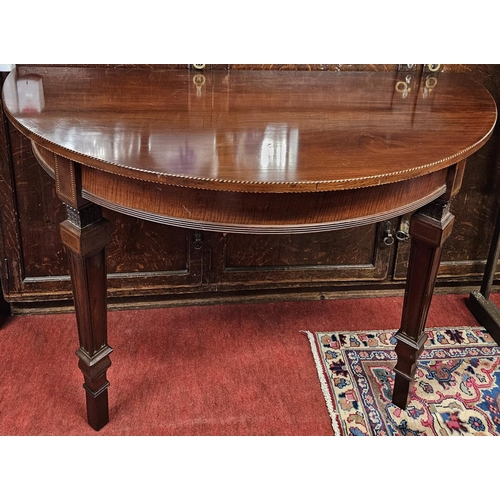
xmin=10 ymin=124 xmax=68 ymax=278
xmin=208 ymin=223 xmax=395 ymax=290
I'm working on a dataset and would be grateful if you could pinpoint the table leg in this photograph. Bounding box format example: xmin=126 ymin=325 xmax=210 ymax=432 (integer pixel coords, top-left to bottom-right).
xmin=60 ymin=204 xmax=112 ymax=431
xmin=0 ymin=281 xmax=11 ymax=328
xmin=392 ymin=199 xmax=454 ymax=409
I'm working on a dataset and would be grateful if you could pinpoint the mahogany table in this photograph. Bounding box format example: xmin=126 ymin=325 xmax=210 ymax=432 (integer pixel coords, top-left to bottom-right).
xmin=2 ymin=66 xmax=497 ymax=431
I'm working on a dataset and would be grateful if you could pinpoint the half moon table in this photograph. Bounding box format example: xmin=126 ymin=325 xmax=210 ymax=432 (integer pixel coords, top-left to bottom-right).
xmin=2 ymin=66 xmax=497 ymax=431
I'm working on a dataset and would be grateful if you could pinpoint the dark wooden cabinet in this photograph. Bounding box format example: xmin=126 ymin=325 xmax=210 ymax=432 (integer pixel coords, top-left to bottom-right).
xmin=207 ymin=224 xmax=396 ymax=290
xmin=2 ymin=64 xmax=500 ymax=314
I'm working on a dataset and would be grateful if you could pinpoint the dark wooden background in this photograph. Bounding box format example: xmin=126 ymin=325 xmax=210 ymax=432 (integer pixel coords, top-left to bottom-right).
xmin=1 ymin=64 xmax=499 ymax=314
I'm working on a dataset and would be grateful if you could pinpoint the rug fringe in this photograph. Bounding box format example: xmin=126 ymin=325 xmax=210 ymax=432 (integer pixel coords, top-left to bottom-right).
xmin=301 ymin=330 xmax=342 ymax=436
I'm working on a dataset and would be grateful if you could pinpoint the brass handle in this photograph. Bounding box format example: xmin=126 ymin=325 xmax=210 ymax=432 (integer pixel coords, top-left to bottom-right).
xmin=192 ymin=64 xmax=206 ymax=70
xmin=193 ymin=74 xmax=206 ymax=98
xmin=427 ymin=64 xmax=441 ymax=72
xmin=193 ymin=74 xmax=206 ymax=86
xmin=425 ymin=76 xmax=438 ymax=89
xmin=395 ymin=81 xmax=408 ymax=93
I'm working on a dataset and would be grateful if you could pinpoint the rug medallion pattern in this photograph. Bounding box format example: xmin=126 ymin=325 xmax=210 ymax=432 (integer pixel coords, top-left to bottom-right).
xmin=305 ymin=327 xmax=500 ymax=436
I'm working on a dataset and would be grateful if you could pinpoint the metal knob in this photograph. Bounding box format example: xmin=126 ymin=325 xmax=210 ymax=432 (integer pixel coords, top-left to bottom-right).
xmin=396 ymin=219 xmax=410 ymax=241
xmin=383 ymin=222 xmax=395 ymax=246
xmin=193 ymin=231 xmax=203 ymax=250
xmin=425 ymin=76 xmax=438 ymax=89
xmin=427 ymin=64 xmax=441 ymax=72
xmin=193 ymin=74 xmax=206 ymax=97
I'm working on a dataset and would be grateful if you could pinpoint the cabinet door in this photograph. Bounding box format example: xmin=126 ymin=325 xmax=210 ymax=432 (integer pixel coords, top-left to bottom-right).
xmin=1 ymin=126 xmax=203 ymax=305
xmin=207 ymin=221 xmax=397 ymax=293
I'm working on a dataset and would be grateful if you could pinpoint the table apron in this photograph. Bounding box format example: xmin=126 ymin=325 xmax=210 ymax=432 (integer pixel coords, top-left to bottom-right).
xmin=79 ymin=165 xmax=448 ymax=234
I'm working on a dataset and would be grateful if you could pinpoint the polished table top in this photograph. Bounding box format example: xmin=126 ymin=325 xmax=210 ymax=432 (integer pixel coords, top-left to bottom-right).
xmin=2 ymin=66 xmax=497 ymax=194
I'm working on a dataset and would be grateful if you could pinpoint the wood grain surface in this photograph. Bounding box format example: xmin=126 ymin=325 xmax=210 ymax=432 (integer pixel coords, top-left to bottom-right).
xmin=2 ymin=67 xmax=496 ymax=193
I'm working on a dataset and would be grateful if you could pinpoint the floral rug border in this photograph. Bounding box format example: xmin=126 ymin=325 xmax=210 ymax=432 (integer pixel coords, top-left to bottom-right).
xmin=303 ymin=326 xmax=500 ymax=436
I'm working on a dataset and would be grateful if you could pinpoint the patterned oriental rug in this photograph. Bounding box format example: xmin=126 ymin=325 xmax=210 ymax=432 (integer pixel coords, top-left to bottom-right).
xmin=305 ymin=326 xmax=500 ymax=436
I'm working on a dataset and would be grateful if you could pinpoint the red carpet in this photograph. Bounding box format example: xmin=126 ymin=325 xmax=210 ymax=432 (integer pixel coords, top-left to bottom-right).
xmin=0 ymin=293 xmax=497 ymax=435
